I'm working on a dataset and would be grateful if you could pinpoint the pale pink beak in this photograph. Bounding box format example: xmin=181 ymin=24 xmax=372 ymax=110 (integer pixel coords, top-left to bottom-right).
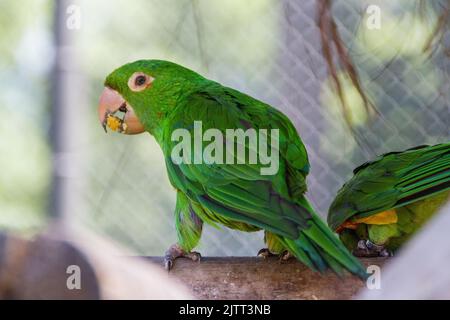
xmin=98 ymin=87 xmax=145 ymax=134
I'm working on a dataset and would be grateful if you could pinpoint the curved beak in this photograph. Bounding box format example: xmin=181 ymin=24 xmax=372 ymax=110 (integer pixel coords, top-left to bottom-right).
xmin=98 ymin=87 xmax=145 ymax=135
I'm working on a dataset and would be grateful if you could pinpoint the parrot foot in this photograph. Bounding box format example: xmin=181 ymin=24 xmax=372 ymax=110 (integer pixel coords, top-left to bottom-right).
xmin=257 ymin=248 xmax=275 ymax=258
xmin=353 ymin=240 xmax=393 ymax=257
xmin=164 ymin=243 xmax=201 ymax=271
xmin=279 ymin=250 xmax=294 ymax=261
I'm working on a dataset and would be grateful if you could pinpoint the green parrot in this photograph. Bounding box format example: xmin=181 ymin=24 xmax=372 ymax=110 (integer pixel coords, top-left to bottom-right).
xmin=98 ymin=59 xmax=366 ymax=278
xmin=328 ymin=143 xmax=450 ymax=257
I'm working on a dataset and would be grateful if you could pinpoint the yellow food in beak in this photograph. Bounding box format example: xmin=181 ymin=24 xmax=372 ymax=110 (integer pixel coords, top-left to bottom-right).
xmin=98 ymin=87 xmax=145 ymax=135
xmin=106 ymin=114 xmax=128 ymax=133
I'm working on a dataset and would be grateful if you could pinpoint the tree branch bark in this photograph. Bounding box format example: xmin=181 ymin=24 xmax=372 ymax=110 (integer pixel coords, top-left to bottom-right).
xmin=0 ymin=229 xmax=388 ymax=300
xmin=147 ymin=256 xmax=385 ymax=300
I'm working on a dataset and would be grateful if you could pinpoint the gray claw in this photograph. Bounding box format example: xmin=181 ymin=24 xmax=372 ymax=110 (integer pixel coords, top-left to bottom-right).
xmin=164 ymin=259 xmax=173 ymax=271
xmin=280 ymin=250 xmax=293 ymax=261
xmin=353 ymin=239 xmax=392 ymax=257
xmin=164 ymin=244 xmax=201 ymax=271
xmin=365 ymin=240 xmax=374 ymax=250
xmin=257 ymin=248 xmax=274 ymax=258
xmin=185 ymin=251 xmax=202 ymax=262
xmin=357 ymin=240 xmax=367 ymax=250
xmin=380 ymin=249 xmax=393 ymax=257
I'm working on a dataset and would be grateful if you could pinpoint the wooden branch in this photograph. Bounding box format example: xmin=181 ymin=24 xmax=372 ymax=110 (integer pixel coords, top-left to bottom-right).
xmin=146 ymin=256 xmax=386 ymax=300
xmin=0 ymin=227 xmax=388 ymax=299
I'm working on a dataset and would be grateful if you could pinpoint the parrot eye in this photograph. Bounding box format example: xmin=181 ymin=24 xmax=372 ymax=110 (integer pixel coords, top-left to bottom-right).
xmin=128 ymin=72 xmax=154 ymax=92
xmin=135 ymin=76 xmax=146 ymax=86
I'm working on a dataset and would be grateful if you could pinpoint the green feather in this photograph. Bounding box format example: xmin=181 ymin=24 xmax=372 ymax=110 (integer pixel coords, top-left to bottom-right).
xmin=328 ymin=143 xmax=450 ymax=252
xmin=328 ymin=143 xmax=450 ymax=230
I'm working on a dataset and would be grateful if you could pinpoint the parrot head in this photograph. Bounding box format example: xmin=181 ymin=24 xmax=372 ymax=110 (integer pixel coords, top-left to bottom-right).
xmin=98 ymin=59 xmax=204 ymax=135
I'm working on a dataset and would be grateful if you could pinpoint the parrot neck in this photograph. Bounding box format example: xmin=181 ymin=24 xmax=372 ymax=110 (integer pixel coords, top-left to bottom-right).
xmin=148 ymin=125 xmax=164 ymax=146
xmin=145 ymin=78 xmax=215 ymax=145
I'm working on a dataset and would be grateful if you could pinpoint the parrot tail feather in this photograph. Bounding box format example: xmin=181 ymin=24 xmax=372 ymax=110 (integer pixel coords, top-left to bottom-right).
xmin=284 ymin=197 xmax=368 ymax=279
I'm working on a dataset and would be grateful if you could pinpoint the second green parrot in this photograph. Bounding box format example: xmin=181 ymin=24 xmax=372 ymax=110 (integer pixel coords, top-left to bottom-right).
xmin=328 ymin=143 xmax=450 ymax=256
xmin=98 ymin=59 xmax=366 ymax=278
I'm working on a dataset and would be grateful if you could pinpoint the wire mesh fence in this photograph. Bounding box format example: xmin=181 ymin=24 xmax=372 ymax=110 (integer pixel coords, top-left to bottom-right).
xmin=3 ymin=0 xmax=448 ymax=257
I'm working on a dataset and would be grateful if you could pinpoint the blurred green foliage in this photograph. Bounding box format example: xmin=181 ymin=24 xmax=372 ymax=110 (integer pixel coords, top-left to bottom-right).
xmin=0 ymin=0 xmax=52 ymax=231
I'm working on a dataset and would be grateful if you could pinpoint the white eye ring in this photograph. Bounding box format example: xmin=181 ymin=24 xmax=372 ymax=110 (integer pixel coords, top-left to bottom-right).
xmin=128 ymin=72 xmax=154 ymax=92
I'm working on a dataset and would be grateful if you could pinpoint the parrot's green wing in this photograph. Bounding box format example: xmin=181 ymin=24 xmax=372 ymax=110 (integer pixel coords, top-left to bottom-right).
xmin=162 ymin=84 xmax=366 ymax=277
xmin=162 ymin=84 xmax=311 ymax=236
xmin=328 ymin=143 xmax=450 ymax=231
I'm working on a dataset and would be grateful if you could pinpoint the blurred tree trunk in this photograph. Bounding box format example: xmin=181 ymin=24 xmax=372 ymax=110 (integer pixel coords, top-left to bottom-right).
xmin=49 ymin=0 xmax=86 ymax=222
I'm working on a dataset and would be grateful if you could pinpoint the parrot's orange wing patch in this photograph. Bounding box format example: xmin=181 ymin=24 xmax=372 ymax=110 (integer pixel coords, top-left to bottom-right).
xmin=336 ymin=209 xmax=398 ymax=233
xmin=353 ymin=209 xmax=398 ymax=225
